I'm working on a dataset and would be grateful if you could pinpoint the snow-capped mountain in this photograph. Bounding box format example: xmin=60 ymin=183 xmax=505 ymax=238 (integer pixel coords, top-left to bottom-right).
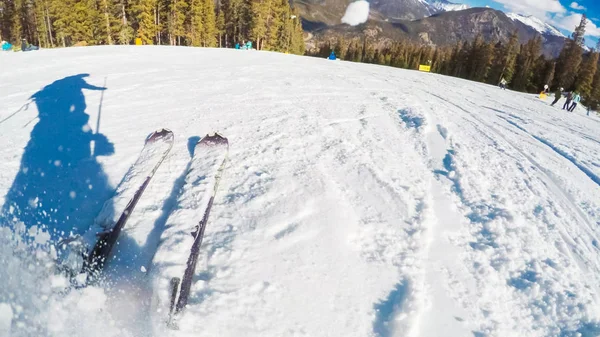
xmin=368 ymin=0 xmax=468 ymax=20
xmin=429 ymin=0 xmax=469 ymax=13
xmin=507 ymin=13 xmax=565 ymax=38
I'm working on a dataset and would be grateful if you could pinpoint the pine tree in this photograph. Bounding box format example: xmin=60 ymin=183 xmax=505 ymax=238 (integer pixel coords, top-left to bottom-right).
xmin=249 ymin=0 xmax=267 ymax=49
xmin=591 ymin=68 xmax=600 ymax=110
xmin=32 ymin=0 xmax=47 ymax=47
xmin=556 ymin=14 xmax=586 ymax=89
xmin=117 ymin=1 xmax=133 ymax=44
xmin=591 ymin=41 xmax=600 ymax=108
xmin=576 ymin=50 xmax=599 ymax=97
xmin=221 ymin=0 xmax=249 ymax=46
xmin=201 ymin=0 xmax=216 ymax=47
xmin=11 ymin=0 xmax=23 ymax=43
xmin=544 ymin=61 xmax=555 ymax=88
xmin=450 ymin=41 xmax=469 ymax=78
xmin=467 ymin=35 xmax=493 ymax=82
xmin=289 ymin=8 xmax=303 ymax=54
xmin=487 ymin=31 xmax=519 ymax=85
xmin=168 ymin=0 xmax=187 ymax=45
xmin=134 ymin=0 xmax=156 ymax=44
xmin=216 ymin=7 xmax=224 ymax=47
xmin=334 ymin=37 xmax=348 ymax=59
xmin=187 ymin=0 xmax=204 ymax=46
xmin=512 ymin=36 xmax=542 ymax=92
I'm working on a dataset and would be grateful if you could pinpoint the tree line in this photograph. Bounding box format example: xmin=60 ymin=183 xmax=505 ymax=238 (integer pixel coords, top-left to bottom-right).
xmin=0 ymin=0 xmax=305 ymax=54
xmin=309 ymin=15 xmax=600 ymax=109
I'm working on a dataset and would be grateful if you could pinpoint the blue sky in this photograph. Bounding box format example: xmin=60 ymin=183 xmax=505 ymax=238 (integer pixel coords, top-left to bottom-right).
xmin=463 ymin=0 xmax=599 ymax=47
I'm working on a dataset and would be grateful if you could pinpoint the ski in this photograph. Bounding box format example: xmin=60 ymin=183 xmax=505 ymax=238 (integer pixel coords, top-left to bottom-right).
xmin=150 ymin=133 xmax=228 ymax=329
xmin=80 ymin=128 xmax=174 ymax=282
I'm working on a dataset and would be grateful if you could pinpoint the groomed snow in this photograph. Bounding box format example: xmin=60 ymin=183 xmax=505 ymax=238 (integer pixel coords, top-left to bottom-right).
xmin=1 ymin=46 xmax=600 ymax=337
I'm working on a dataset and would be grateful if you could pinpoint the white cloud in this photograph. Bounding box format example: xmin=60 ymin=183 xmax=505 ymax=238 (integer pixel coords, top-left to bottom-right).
xmin=569 ymin=2 xmax=586 ymax=10
xmin=341 ymin=0 xmax=370 ymax=26
xmin=492 ymin=0 xmax=566 ymax=18
xmin=551 ymin=13 xmax=600 ymax=37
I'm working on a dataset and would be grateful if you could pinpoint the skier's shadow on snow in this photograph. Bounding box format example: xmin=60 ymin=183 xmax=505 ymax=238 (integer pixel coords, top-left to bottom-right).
xmin=1 ymin=74 xmax=115 ymax=244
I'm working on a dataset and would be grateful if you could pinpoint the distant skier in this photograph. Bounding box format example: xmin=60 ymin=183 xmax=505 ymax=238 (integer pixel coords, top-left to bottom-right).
xmin=499 ymin=78 xmax=507 ymax=90
xmin=550 ymin=87 xmax=563 ymax=106
xmin=20 ymin=38 xmax=38 ymax=52
xmin=563 ymin=91 xmax=573 ymax=110
xmin=1 ymin=40 xmax=12 ymax=51
xmin=568 ymin=92 xmax=581 ymax=112
xmin=328 ymin=51 xmax=336 ymax=60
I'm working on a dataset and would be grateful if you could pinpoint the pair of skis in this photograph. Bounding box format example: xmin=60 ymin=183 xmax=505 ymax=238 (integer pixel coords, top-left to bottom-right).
xmin=73 ymin=129 xmax=228 ymax=325
xmin=150 ymin=134 xmax=229 ymax=329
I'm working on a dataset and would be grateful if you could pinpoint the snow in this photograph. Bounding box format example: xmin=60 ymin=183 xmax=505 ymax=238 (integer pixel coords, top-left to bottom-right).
xmin=507 ymin=13 xmax=566 ymax=38
xmin=341 ymin=0 xmax=370 ymax=26
xmin=1 ymin=46 xmax=600 ymax=337
xmin=428 ymin=0 xmax=468 ymax=12
xmin=0 ymin=302 xmax=13 ymax=336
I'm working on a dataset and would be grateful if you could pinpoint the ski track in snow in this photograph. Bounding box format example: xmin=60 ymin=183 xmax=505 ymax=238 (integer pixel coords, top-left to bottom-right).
xmin=0 ymin=46 xmax=600 ymax=337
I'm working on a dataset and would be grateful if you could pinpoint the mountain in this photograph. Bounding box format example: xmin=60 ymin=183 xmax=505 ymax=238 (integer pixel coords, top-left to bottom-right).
xmin=295 ymin=0 xmax=468 ymax=26
xmin=396 ymin=8 xmax=566 ymax=56
xmin=369 ymin=0 xmax=434 ymax=21
xmin=506 ymin=13 xmax=565 ymax=38
xmin=367 ymin=0 xmax=469 ymax=21
xmin=301 ymin=3 xmax=567 ymax=57
xmin=429 ymin=0 xmax=469 ymax=12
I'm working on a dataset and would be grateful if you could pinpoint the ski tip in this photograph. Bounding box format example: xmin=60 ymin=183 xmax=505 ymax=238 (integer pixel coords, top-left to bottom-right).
xmin=199 ymin=133 xmax=228 ymax=146
xmin=147 ymin=128 xmax=174 ymax=143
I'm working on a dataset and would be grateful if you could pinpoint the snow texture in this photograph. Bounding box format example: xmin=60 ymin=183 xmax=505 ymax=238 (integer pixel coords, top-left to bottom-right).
xmin=429 ymin=0 xmax=468 ymax=12
xmin=507 ymin=13 xmax=566 ymax=38
xmin=0 ymin=46 xmax=600 ymax=337
xmin=342 ymin=0 xmax=370 ymax=26
xmin=150 ymin=138 xmax=228 ymax=329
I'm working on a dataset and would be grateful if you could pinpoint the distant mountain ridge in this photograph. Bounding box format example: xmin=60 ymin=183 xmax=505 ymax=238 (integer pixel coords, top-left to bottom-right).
xmin=297 ymin=0 xmax=569 ymax=57
xmin=506 ymin=13 xmax=565 ymax=38
xmin=429 ymin=0 xmax=469 ymax=12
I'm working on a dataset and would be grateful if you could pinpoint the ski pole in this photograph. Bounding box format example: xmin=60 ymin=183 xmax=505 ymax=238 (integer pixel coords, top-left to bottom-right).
xmin=92 ymin=77 xmax=107 ymax=157
xmin=0 ymin=100 xmax=31 ymax=126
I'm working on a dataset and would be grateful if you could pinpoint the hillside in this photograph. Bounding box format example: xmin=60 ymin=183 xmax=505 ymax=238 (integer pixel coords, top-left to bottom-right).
xmin=305 ymin=7 xmax=567 ymax=57
xmin=1 ymin=46 xmax=600 ymax=337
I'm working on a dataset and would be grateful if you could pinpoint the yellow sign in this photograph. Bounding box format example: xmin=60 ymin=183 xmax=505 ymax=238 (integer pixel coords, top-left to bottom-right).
xmin=419 ymin=65 xmax=431 ymax=72
xmin=135 ymin=38 xmax=142 ymax=46
xmin=539 ymin=92 xmax=547 ymax=100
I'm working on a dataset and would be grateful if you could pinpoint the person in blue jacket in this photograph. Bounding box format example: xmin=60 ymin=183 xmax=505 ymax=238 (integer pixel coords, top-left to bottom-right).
xmin=328 ymin=51 xmax=336 ymax=60
xmin=1 ymin=41 xmax=12 ymax=51
xmin=568 ymin=92 xmax=581 ymax=112
xmin=235 ymin=42 xmax=240 ymax=49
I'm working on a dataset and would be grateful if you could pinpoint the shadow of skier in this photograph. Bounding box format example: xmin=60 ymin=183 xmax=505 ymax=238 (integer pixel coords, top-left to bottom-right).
xmin=1 ymin=74 xmax=115 ymax=244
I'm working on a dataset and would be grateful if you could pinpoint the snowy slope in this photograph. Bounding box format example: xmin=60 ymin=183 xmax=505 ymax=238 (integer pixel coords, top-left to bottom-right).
xmin=1 ymin=46 xmax=600 ymax=337
xmin=507 ymin=13 xmax=565 ymax=37
xmin=428 ymin=0 xmax=468 ymax=12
